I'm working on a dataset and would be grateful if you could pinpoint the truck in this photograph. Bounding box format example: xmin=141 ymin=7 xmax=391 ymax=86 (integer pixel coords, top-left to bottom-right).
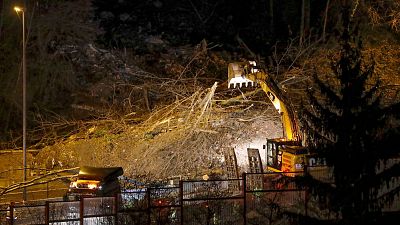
xmin=228 ymin=61 xmax=326 ymax=175
xmin=65 ymin=166 xmax=123 ymax=200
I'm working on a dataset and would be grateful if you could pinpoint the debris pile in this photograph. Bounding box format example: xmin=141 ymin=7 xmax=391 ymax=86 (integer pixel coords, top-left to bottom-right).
xmin=34 ymin=81 xmax=283 ymax=182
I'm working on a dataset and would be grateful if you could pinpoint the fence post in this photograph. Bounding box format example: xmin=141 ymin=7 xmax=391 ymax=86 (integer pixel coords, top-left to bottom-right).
xmin=80 ymin=197 xmax=84 ymax=225
xmin=242 ymin=173 xmax=247 ymax=225
xmin=9 ymin=202 xmax=14 ymax=225
xmin=147 ymin=188 xmax=151 ymax=225
xmin=179 ymin=180 xmax=183 ymax=225
xmin=45 ymin=201 xmax=49 ymax=225
xmin=304 ymin=165 xmax=308 ymax=217
xmin=114 ymin=195 xmax=119 ymax=225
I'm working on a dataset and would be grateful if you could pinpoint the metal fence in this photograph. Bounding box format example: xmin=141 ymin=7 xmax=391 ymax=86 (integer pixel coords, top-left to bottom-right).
xmin=244 ymin=172 xmax=306 ymax=225
xmin=0 ymin=171 xmax=310 ymax=225
xmin=181 ymin=179 xmax=244 ymax=225
xmin=1 ymin=169 xmax=399 ymax=225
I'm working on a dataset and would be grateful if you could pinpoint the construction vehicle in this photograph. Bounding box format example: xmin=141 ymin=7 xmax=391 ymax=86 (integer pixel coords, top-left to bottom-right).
xmin=65 ymin=166 xmax=123 ymax=200
xmin=228 ymin=61 xmax=325 ymax=175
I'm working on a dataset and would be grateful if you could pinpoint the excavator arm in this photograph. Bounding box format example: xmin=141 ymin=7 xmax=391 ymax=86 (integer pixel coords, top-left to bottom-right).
xmin=228 ymin=62 xmax=329 ymax=175
xmin=228 ymin=61 xmax=301 ymax=142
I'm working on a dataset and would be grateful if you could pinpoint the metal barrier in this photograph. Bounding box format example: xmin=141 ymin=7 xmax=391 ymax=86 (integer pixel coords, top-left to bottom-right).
xmin=244 ymin=172 xmax=306 ymax=225
xmin=0 ymin=171 xmax=342 ymax=225
xmin=181 ymin=179 xmax=244 ymax=225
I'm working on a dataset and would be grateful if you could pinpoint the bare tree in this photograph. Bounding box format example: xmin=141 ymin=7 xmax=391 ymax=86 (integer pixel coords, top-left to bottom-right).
xmin=322 ymin=0 xmax=331 ymax=42
xmin=300 ymin=0 xmax=310 ymax=46
xmin=268 ymin=0 xmax=274 ymax=34
xmin=0 ymin=167 xmax=78 ymax=197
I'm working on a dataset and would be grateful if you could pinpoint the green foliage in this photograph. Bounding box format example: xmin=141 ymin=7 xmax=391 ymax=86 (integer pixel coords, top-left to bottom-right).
xmin=300 ymin=5 xmax=400 ymax=225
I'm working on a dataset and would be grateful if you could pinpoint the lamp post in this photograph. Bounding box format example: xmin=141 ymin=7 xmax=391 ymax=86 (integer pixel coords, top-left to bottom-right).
xmin=14 ymin=6 xmax=27 ymax=202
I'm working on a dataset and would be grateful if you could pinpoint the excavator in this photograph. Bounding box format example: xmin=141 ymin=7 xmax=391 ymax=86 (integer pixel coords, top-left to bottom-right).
xmin=228 ymin=61 xmax=324 ymax=175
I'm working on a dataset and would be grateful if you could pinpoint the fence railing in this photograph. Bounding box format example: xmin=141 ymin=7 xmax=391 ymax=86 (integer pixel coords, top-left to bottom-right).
xmin=0 ymin=171 xmax=310 ymax=225
xmin=0 ymin=167 xmax=73 ymax=204
xmin=1 ymin=168 xmax=398 ymax=224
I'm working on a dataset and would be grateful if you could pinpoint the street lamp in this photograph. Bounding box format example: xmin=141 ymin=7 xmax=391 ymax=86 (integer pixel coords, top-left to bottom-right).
xmin=14 ymin=5 xmax=27 ymax=202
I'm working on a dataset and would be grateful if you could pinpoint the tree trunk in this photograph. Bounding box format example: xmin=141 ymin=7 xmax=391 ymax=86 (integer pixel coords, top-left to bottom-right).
xmin=305 ymin=0 xmax=310 ymax=38
xmin=300 ymin=0 xmax=305 ymax=46
xmin=300 ymin=0 xmax=310 ymax=46
xmin=269 ymin=0 xmax=274 ymax=34
xmin=0 ymin=0 xmax=5 ymax=38
xmin=143 ymin=86 xmax=151 ymax=112
xmin=322 ymin=0 xmax=330 ymax=42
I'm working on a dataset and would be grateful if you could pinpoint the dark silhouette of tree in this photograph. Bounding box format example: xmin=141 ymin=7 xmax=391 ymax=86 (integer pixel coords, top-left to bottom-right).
xmin=299 ymin=3 xmax=400 ymax=225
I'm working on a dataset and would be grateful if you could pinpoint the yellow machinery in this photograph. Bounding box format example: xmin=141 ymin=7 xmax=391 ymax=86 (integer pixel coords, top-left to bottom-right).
xmin=228 ymin=61 xmax=308 ymax=174
xmin=65 ymin=166 xmax=123 ymax=200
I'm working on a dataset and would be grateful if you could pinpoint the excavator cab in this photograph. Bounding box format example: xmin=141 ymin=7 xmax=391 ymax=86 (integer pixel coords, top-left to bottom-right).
xmin=265 ymin=138 xmax=306 ymax=175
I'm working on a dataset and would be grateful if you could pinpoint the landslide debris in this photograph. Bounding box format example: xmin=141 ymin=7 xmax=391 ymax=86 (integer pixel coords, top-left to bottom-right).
xmin=34 ymin=82 xmax=283 ymax=182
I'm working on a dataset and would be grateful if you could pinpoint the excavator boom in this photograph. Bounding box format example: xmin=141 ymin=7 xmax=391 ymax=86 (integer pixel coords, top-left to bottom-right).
xmin=228 ymin=61 xmax=300 ymax=142
xmin=228 ymin=62 xmax=329 ymax=175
